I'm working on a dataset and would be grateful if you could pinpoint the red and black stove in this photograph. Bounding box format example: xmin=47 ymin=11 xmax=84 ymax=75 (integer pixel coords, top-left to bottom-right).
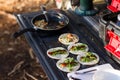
xmin=99 ymin=0 xmax=120 ymax=64
xmin=100 ymin=16 xmax=120 ymax=63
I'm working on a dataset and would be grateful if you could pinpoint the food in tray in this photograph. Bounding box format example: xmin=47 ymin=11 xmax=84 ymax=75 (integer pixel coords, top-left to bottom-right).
xmin=34 ymin=19 xmax=48 ymax=28
xmin=77 ymin=52 xmax=99 ymax=65
xmin=68 ymin=43 xmax=89 ymax=55
xmin=56 ymin=57 xmax=80 ymax=72
xmin=47 ymin=47 xmax=69 ymax=59
xmin=34 ymin=19 xmax=65 ymax=30
xmin=58 ymin=33 xmax=79 ymax=45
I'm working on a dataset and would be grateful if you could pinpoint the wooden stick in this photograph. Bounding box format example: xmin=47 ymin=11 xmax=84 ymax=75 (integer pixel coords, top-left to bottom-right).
xmin=23 ymin=70 xmax=28 ymax=80
xmin=28 ymin=48 xmax=35 ymax=59
xmin=25 ymin=71 xmax=38 ymax=80
xmin=8 ymin=61 xmax=24 ymax=76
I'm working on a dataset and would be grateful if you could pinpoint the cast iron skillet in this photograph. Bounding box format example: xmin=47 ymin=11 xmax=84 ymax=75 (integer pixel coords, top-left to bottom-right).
xmin=13 ymin=9 xmax=69 ymax=38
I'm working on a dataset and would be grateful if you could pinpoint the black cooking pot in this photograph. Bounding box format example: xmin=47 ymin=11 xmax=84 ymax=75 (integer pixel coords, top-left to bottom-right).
xmin=13 ymin=10 xmax=69 ymax=38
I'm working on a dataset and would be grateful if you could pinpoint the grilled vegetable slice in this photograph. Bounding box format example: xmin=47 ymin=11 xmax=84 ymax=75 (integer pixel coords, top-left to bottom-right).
xmin=77 ymin=52 xmax=99 ymax=65
xmin=56 ymin=57 xmax=80 ymax=72
xmin=47 ymin=47 xmax=69 ymax=59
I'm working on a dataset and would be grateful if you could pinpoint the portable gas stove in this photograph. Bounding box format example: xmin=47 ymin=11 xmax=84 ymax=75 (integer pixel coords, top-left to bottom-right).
xmin=99 ymin=12 xmax=120 ymax=64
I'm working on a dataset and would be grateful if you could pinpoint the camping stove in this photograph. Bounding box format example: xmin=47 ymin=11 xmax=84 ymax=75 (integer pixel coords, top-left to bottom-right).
xmin=99 ymin=12 xmax=120 ymax=64
xmin=99 ymin=0 xmax=120 ymax=64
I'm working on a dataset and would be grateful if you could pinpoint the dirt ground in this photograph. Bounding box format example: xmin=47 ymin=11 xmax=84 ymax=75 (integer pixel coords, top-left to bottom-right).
xmin=0 ymin=0 xmax=56 ymax=80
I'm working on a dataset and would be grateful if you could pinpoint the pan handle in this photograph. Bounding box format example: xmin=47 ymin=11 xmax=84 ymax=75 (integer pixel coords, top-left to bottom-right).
xmin=41 ymin=5 xmax=49 ymax=23
xmin=13 ymin=28 xmax=36 ymax=38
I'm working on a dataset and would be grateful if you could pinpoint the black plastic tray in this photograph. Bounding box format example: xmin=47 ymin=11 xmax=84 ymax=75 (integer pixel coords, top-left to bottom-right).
xmin=15 ymin=10 xmax=120 ymax=80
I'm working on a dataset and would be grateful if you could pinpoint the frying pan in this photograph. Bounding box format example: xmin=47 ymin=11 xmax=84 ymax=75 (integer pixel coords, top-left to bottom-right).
xmin=13 ymin=9 xmax=69 ymax=38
